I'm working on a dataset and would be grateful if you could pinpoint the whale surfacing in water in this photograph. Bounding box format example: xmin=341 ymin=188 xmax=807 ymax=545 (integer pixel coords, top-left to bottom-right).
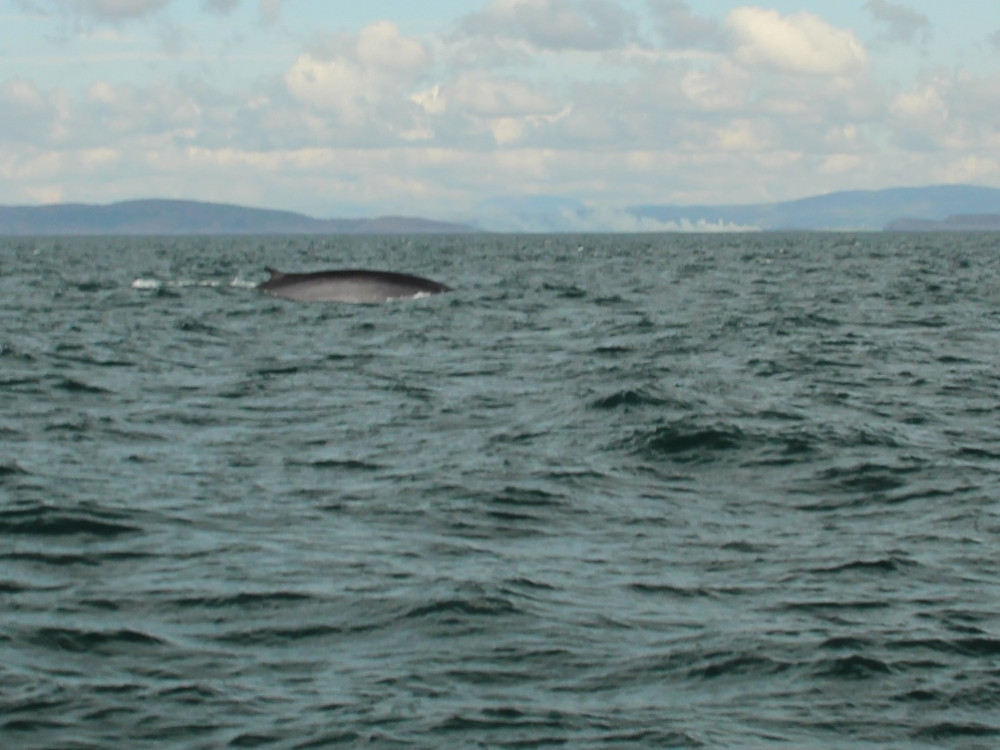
xmin=258 ymin=267 xmax=452 ymax=303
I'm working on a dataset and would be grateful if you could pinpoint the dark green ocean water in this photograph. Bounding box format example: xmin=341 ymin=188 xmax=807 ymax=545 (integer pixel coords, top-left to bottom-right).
xmin=3 ymin=233 xmax=1000 ymax=749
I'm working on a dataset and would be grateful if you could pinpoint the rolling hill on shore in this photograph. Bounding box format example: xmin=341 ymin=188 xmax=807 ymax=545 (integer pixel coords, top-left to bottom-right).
xmin=0 ymin=199 xmax=477 ymax=236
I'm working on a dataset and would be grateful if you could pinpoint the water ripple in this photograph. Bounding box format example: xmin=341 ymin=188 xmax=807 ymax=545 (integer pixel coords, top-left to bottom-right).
xmin=3 ymin=233 xmax=1000 ymax=748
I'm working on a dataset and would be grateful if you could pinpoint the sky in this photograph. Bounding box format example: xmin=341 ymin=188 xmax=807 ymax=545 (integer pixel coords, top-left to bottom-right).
xmin=3 ymin=0 xmax=1000 ymax=223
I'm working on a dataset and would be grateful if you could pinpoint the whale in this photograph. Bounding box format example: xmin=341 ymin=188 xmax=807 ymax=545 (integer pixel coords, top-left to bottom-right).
xmin=258 ymin=267 xmax=452 ymax=303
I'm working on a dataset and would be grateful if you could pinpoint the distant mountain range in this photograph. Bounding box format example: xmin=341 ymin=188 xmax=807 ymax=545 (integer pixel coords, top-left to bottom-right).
xmin=626 ymin=185 xmax=1000 ymax=232
xmin=1 ymin=186 xmax=999 ymax=234
xmin=0 ymin=199 xmax=476 ymax=236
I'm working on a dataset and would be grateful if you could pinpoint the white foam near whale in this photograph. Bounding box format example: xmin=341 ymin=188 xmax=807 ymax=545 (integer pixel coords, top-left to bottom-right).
xmin=131 ymin=277 xmax=258 ymax=290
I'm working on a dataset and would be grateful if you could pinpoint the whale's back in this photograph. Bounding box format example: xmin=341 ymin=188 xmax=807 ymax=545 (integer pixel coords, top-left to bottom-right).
xmin=259 ymin=268 xmax=452 ymax=303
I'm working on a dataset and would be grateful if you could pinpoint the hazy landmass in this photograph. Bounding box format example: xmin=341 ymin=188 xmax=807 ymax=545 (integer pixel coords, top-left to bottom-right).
xmin=0 ymin=199 xmax=478 ymax=236
xmin=625 ymin=185 xmax=1000 ymax=232
xmin=884 ymin=214 xmax=1000 ymax=231
xmin=2 ymin=186 xmax=999 ymax=234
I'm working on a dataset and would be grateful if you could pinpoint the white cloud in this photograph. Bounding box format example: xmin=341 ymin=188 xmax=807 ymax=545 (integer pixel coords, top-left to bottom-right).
xmin=886 ymin=73 xmax=1000 ymax=154
xmin=78 ymin=146 xmax=121 ymax=167
xmin=490 ymin=118 xmax=526 ymax=146
xmin=941 ymin=155 xmax=1000 ymax=184
xmin=714 ymin=118 xmax=772 ymax=151
xmin=2 ymin=79 xmax=48 ymax=111
xmin=446 ymin=74 xmax=558 ymax=118
xmin=1 ymin=79 xmax=71 ymax=143
xmin=77 ymin=80 xmax=202 ymax=141
xmin=412 ymin=85 xmax=446 ymax=115
xmin=355 ymin=19 xmax=430 ymax=71
xmin=24 ymin=185 xmax=67 ymax=204
xmin=679 ymin=60 xmax=750 ymax=110
xmin=5 ymin=2 xmax=1000 ymax=220
xmin=819 ymin=153 xmax=865 ymax=175
xmin=0 ymin=149 xmax=61 ymax=182
xmin=284 ymin=56 xmax=372 ymax=123
xmin=891 ymin=83 xmax=948 ymax=123
xmin=284 ymin=21 xmax=430 ymax=128
xmin=725 ymin=7 xmax=869 ymax=76
xmin=87 ymin=80 xmax=118 ymax=105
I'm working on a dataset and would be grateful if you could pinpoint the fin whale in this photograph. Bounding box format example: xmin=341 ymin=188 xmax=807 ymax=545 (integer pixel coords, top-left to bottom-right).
xmin=258 ymin=267 xmax=452 ymax=303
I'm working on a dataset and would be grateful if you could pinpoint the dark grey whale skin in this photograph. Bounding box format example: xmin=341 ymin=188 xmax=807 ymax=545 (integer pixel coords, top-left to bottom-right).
xmin=258 ymin=267 xmax=452 ymax=303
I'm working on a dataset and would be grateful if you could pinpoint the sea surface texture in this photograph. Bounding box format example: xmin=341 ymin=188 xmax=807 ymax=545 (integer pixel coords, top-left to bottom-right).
xmin=2 ymin=233 xmax=1000 ymax=749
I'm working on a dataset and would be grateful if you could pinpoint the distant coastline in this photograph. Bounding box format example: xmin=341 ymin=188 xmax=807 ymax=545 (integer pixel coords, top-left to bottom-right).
xmin=0 ymin=199 xmax=478 ymax=236
xmin=2 ymin=185 xmax=1000 ymax=234
xmin=884 ymin=214 xmax=1000 ymax=232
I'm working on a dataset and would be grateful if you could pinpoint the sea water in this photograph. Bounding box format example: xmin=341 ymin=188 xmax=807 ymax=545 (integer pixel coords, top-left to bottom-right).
xmin=2 ymin=233 xmax=1000 ymax=748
